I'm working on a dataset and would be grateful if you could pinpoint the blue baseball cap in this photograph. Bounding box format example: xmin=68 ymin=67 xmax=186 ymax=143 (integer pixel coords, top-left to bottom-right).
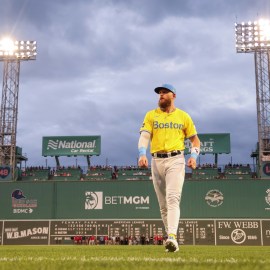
xmin=154 ymin=84 xmax=176 ymax=94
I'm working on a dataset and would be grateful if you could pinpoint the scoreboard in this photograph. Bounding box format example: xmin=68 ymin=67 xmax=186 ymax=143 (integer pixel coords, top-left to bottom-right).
xmin=1 ymin=219 xmax=270 ymax=246
xmin=50 ymin=220 xmax=165 ymax=244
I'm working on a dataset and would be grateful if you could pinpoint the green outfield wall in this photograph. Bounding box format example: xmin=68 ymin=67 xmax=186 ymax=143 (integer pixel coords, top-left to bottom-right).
xmin=1 ymin=179 xmax=270 ymax=220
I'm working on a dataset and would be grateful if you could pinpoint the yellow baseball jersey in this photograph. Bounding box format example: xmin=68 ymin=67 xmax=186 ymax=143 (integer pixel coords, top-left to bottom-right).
xmin=140 ymin=108 xmax=197 ymax=153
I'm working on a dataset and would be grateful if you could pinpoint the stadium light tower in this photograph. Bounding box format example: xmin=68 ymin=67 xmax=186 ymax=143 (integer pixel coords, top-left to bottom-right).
xmin=235 ymin=19 xmax=270 ymax=177
xmin=0 ymin=38 xmax=37 ymax=180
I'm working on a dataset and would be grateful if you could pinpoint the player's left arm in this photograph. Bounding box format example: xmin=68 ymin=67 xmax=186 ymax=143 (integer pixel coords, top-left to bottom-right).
xmin=187 ymin=135 xmax=200 ymax=169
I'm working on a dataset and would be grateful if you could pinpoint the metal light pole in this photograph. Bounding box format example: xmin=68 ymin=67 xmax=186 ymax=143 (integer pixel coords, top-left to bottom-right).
xmin=0 ymin=38 xmax=37 ymax=180
xmin=235 ymin=19 xmax=270 ymax=177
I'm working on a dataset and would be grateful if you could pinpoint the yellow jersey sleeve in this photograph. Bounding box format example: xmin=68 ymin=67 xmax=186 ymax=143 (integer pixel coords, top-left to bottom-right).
xmin=140 ymin=111 xmax=154 ymax=134
xmin=139 ymin=108 xmax=197 ymax=153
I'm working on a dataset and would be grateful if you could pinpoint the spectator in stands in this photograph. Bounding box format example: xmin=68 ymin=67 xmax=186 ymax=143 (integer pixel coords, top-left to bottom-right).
xmin=104 ymin=235 xmax=109 ymax=245
xmin=124 ymin=235 xmax=129 ymax=245
xmin=74 ymin=235 xmax=82 ymax=244
xmin=120 ymin=235 xmax=124 ymax=245
xmin=111 ymin=166 xmax=118 ymax=179
xmin=111 ymin=235 xmax=116 ymax=245
xmin=154 ymin=234 xmax=158 ymax=245
xmin=140 ymin=234 xmax=146 ymax=245
xmin=99 ymin=235 xmax=104 ymax=245
xmin=128 ymin=235 xmax=133 ymax=245
xmin=88 ymin=235 xmax=95 ymax=245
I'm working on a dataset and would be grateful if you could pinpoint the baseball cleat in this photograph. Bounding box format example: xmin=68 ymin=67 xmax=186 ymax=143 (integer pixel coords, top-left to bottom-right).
xmin=165 ymin=234 xmax=179 ymax=253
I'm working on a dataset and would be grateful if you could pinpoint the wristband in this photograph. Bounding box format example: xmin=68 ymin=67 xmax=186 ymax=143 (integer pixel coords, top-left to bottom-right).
xmin=190 ymin=153 xmax=198 ymax=160
xmin=139 ymin=147 xmax=147 ymax=157
xmin=190 ymin=147 xmax=200 ymax=160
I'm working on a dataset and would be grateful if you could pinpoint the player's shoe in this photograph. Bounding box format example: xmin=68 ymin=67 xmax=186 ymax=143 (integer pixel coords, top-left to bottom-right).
xmin=165 ymin=234 xmax=179 ymax=253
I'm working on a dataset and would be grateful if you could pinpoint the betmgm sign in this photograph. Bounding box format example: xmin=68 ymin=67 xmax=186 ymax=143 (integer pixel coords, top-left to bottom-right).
xmin=42 ymin=136 xmax=101 ymax=157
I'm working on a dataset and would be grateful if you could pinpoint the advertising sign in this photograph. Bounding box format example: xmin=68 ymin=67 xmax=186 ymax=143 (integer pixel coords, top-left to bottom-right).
xmin=55 ymin=181 xmax=160 ymax=219
xmin=3 ymin=220 xmax=49 ymax=245
xmin=262 ymin=162 xmax=270 ymax=177
xmin=42 ymin=136 xmax=101 ymax=156
xmin=261 ymin=220 xmax=270 ymax=245
xmin=181 ymin=180 xmax=270 ymax=218
xmin=0 ymin=182 xmax=54 ymax=219
xmin=185 ymin=133 xmax=231 ymax=154
xmin=215 ymin=220 xmax=261 ymax=245
xmin=0 ymin=166 xmax=12 ymax=181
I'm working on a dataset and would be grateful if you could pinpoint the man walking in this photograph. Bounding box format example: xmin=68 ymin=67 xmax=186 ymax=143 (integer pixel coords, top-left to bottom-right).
xmin=138 ymin=83 xmax=200 ymax=252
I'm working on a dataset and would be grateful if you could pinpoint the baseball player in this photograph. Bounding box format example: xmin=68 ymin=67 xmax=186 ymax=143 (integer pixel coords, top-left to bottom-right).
xmin=138 ymin=83 xmax=200 ymax=252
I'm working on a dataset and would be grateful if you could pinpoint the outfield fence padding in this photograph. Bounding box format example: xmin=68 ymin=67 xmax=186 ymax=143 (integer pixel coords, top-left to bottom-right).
xmin=1 ymin=179 xmax=270 ymax=245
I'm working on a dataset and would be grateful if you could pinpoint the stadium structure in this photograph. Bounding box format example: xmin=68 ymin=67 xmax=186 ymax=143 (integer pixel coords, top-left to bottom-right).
xmin=1 ymin=22 xmax=270 ymax=246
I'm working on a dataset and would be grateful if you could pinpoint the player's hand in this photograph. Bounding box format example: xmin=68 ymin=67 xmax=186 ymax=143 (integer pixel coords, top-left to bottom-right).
xmin=187 ymin=157 xmax=196 ymax=170
xmin=138 ymin=156 xmax=148 ymax=168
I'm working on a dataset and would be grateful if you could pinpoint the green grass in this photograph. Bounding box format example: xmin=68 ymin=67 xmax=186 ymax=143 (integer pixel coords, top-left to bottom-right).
xmin=0 ymin=245 xmax=270 ymax=270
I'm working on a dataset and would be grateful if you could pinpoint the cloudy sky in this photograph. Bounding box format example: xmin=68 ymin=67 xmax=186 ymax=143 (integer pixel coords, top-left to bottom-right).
xmin=0 ymin=0 xmax=269 ymax=169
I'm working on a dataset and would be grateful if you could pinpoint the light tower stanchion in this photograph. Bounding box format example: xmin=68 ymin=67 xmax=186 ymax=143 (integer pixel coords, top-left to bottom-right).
xmin=0 ymin=60 xmax=20 ymax=180
xmin=0 ymin=39 xmax=37 ymax=180
xmin=235 ymin=20 xmax=270 ymax=178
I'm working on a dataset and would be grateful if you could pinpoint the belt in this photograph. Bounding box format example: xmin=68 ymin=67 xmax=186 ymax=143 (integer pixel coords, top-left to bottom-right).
xmin=151 ymin=150 xmax=183 ymax=158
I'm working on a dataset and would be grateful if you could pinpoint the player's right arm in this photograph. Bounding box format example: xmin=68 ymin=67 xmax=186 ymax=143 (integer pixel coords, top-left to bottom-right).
xmin=138 ymin=131 xmax=150 ymax=168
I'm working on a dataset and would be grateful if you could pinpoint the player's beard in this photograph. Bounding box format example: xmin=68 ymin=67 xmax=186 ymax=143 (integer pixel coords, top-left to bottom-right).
xmin=159 ymin=98 xmax=171 ymax=110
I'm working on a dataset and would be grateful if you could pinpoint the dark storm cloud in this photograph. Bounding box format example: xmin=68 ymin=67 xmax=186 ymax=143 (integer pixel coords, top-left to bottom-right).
xmin=112 ymin=0 xmax=270 ymax=22
xmin=0 ymin=0 xmax=269 ymax=168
